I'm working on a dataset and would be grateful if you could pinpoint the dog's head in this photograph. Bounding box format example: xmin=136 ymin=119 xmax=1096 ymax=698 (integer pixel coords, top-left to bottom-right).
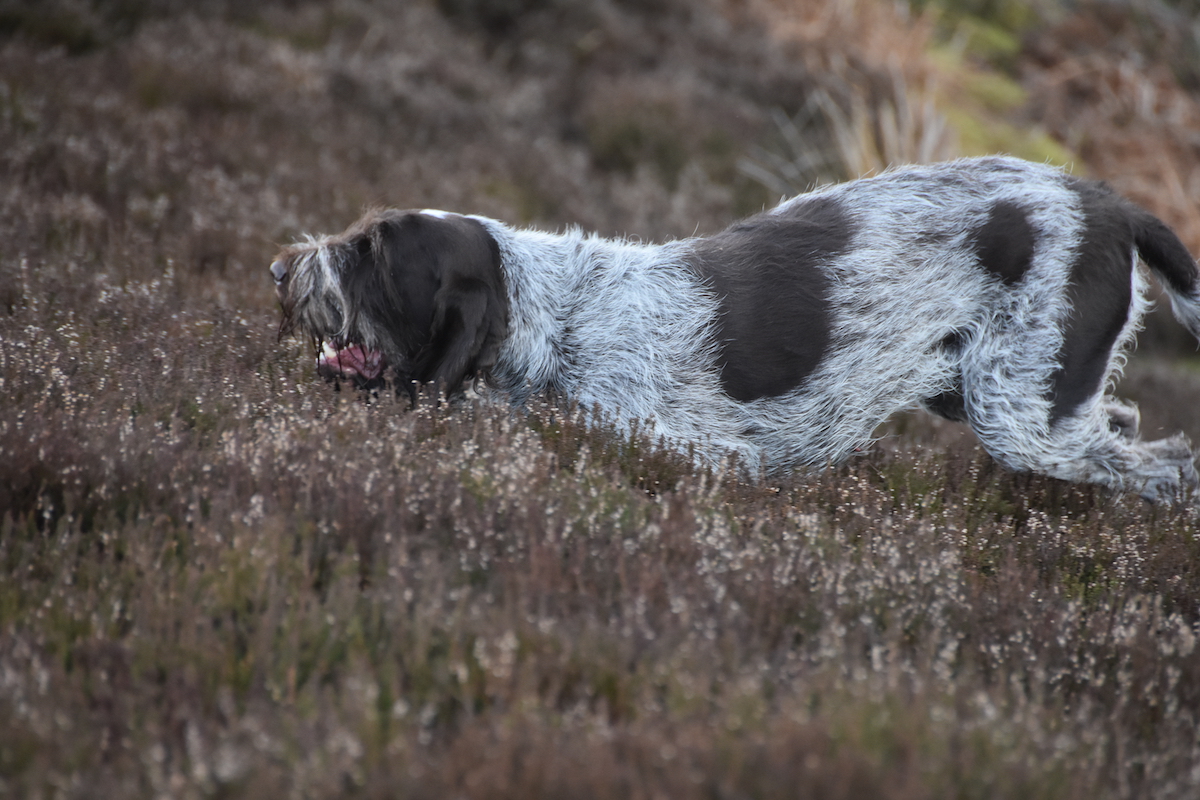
xmin=271 ymin=209 xmax=508 ymax=395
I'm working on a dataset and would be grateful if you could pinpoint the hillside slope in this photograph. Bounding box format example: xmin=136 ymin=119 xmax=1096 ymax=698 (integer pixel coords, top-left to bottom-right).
xmin=3 ymin=1 xmax=1200 ymax=798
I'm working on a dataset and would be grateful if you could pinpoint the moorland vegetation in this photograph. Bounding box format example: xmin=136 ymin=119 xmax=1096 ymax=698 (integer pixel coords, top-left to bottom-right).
xmin=3 ymin=0 xmax=1200 ymax=796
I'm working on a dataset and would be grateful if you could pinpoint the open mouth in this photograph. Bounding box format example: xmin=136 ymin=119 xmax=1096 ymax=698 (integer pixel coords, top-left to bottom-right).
xmin=316 ymin=340 xmax=386 ymax=384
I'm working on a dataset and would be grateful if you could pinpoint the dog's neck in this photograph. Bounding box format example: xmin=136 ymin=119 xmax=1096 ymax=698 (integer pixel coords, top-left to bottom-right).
xmin=471 ymin=218 xmax=694 ymax=405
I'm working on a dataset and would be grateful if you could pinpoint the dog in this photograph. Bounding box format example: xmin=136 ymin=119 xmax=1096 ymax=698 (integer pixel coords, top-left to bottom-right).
xmin=271 ymin=156 xmax=1200 ymax=500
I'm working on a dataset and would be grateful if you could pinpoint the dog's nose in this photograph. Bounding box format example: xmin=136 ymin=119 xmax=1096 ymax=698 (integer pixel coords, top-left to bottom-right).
xmin=270 ymin=259 xmax=289 ymax=285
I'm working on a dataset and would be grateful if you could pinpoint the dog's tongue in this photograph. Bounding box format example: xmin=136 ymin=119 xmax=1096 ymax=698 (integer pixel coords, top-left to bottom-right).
xmin=318 ymin=342 xmax=385 ymax=381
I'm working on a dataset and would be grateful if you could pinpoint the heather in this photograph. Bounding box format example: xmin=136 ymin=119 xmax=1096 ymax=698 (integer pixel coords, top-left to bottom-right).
xmin=3 ymin=1 xmax=1200 ymax=797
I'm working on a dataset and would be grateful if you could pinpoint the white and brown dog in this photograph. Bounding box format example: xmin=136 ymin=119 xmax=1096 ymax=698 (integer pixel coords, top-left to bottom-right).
xmin=271 ymin=157 xmax=1200 ymax=500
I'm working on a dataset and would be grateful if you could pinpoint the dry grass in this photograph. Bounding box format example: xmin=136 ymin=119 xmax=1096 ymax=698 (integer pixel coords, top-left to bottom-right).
xmin=1024 ymin=0 xmax=1200 ymax=248
xmin=3 ymin=0 xmax=1200 ymax=798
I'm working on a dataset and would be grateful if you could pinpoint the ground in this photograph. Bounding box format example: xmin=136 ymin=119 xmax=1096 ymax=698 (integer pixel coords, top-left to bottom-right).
xmin=3 ymin=1 xmax=1200 ymax=797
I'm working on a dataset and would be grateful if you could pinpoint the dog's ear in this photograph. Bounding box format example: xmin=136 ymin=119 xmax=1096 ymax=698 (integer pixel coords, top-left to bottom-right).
xmin=404 ymin=215 xmax=508 ymax=394
xmin=420 ymin=274 xmax=507 ymax=393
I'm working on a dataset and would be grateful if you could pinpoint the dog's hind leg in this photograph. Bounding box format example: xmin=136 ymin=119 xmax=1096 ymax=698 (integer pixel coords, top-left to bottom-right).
xmin=961 ymin=351 xmax=1197 ymax=500
xmin=979 ymin=406 xmax=1197 ymax=501
xmin=960 ymin=266 xmax=1197 ymax=501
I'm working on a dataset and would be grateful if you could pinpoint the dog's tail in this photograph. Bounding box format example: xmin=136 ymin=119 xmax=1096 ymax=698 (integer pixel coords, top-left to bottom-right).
xmin=1132 ymin=208 xmax=1200 ymax=343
